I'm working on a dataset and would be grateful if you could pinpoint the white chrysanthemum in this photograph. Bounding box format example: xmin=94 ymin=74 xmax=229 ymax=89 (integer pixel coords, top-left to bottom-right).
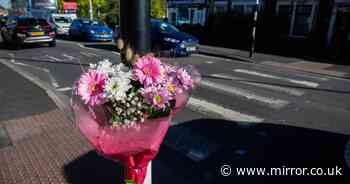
xmin=113 ymin=63 xmax=133 ymax=78
xmin=96 ymin=59 xmax=114 ymax=75
xmin=89 ymin=63 xmax=97 ymax=69
xmin=104 ymin=76 xmax=132 ymax=101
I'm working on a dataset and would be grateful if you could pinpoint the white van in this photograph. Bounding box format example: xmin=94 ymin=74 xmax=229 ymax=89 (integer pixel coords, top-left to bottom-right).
xmin=51 ymin=14 xmax=76 ymax=36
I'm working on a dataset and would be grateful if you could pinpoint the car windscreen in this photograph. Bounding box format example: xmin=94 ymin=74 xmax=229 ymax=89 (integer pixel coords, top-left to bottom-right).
xmin=17 ymin=18 xmax=49 ymax=26
xmin=91 ymin=21 xmax=105 ymax=26
xmin=54 ymin=17 xmax=71 ymax=24
xmin=158 ymin=23 xmax=179 ymax=34
xmin=81 ymin=20 xmax=105 ymax=26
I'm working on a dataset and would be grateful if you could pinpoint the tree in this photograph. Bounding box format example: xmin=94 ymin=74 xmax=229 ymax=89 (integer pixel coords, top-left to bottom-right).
xmin=76 ymin=0 xmax=108 ymax=20
xmin=151 ymin=0 xmax=166 ymax=19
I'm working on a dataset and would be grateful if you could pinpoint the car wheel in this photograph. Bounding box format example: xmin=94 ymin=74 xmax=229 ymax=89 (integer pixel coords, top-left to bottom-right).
xmin=11 ymin=37 xmax=21 ymax=50
xmin=69 ymin=31 xmax=76 ymax=40
xmin=1 ymin=32 xmax=6 ymax=45
xmin=49 ymin=41 xmax=56 ymax=47
xmin=170 ymin=49 xmax=176 ymax=57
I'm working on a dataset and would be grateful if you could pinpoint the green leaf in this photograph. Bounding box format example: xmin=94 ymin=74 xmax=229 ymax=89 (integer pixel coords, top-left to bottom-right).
xmin=125 ymin=179 xmax=136 ymax=184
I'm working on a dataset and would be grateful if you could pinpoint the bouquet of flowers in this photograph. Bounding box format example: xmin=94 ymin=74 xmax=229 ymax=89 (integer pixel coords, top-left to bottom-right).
xmin=72 ymin=54 xmax=200 ymax=184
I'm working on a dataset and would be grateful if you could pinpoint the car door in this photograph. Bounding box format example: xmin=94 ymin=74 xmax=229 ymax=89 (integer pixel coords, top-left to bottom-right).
xmin=3 ymin=17 xmax=17 ymax=42
xmin=70 ymin=20 xmax=81 ymax=36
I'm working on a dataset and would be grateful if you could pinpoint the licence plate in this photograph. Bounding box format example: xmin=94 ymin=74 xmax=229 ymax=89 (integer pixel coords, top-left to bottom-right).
xmin=186 ymin=47 xmax=196 ymax=52
xmin=31 ymin=32 xmax=44 ymax=36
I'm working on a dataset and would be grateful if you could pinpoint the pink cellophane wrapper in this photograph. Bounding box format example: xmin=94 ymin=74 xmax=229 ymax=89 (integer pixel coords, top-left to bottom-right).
xmin=72 ymin=100 xmax=170 ymax=184
xmin=71 ymin=64 xmax=200 ymax=184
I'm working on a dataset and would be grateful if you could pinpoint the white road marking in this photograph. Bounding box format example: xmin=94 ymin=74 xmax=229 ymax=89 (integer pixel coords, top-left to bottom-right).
xmin=112 ymin=51 xmax=120 ymax=55
xmin=234 ymin=69 xmax=319 ymax=88
xmin=62 ymin=54 xmax=77 ymax=60
xmin=200 ymin=80 xmax=289 ymax=109
xmin=188 ymin=97 xmax=264 ymax=123
xmin=0 ymin=59 xmax=69 ymax=112
xmin=262 ymin=61 xmax=329 ymax=81
xmin=205 ymin=61 xmax=214 ymax=64
xmin=193 ymin=53 xmax=232 ymax=62
xmin=78 ymin=43 xmax=99 ymax=51
xmin=46 ymin=55 xmax=63 ymax=62
xmin=210 ymin=74 xmax=304 ymax=96
xmin=80 ymin=51 xmax=99 ymax=57
xmin=56 ymin=87 xmax=73 ymax=92
xmin=9 ymin=55 xmax=61 ymax=88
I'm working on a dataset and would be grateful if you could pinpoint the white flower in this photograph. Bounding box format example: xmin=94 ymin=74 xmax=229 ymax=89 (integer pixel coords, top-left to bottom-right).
xmin=96 ymin=59 xmax=114 ymax=75
xmin=104 ymin=76 xmax=132 ymax=101
xmin=89 ymin=63 xmax=97 ymax=69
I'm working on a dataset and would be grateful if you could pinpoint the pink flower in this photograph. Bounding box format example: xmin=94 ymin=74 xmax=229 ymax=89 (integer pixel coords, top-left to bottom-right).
xmin=77 ymin=70 xmax=107 ymax=106
xmin=176 ymin=68 xmax=194 ymax=92
xmin=134 ymin=55 xmax=163 ymax=86
xmin=142 ymin=86 xmax=170 ymax=109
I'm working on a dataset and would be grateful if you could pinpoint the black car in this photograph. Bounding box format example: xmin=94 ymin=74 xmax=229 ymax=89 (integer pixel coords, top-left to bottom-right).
xmin=150 ymin=19 xmax=199 ymax=56
xmin=114 ymin=20 xmax=199 ymax=56
xmin=0 ymin=16 xmax=7 ymax=29
xmin=1 ymin=16 xmax=56 ymax=49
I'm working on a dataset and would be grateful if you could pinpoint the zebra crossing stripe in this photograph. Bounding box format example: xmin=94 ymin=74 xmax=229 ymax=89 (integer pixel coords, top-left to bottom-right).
xmin=200 ymin=80 xmax=290 ymax=109
xmin=210 ymin=74 xmax=304 ymax=96
xmin=188 ymin=97 xmax=264 ymax=123
xmin=234 ymin=69 xmax=319 ymax=88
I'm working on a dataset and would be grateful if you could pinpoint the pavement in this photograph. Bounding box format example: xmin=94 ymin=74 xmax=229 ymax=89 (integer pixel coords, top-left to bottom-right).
xmin=198 ymin=45 xmax=350 ymax=79
xmin=1 ymin=39 xmax=350 ymax=183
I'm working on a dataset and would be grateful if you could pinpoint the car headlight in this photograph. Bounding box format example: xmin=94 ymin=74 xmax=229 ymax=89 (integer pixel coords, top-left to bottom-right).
xmin=90 ymin=30 xmax=95 ymax=34
xmin=164 ymin=37 xmax=180 ymax=43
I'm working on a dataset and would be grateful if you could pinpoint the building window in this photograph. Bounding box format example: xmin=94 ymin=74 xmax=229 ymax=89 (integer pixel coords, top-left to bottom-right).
xmin=215 ymin=5 xmax=227 ymax=14
xmin=177 ymin=7 xmax=190 ymax=25
xmin=293 ymin=5 xmax=313 ymax=36
xmin=277 ymin=2 xmax=315 ymax=37
xmin=277 ymin=4 xmax=293 ymax=35
xmin=232 ymin=5 xmax=244 ymax=15
xmin=245 ymin=5 xmax=255 ymax=15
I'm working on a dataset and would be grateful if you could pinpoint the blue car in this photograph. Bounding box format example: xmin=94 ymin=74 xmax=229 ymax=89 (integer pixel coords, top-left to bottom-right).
xmin=151 ymin=20 xmax=199 ymax=56
xmin=69 ymin=19 xmax=113 ymax=41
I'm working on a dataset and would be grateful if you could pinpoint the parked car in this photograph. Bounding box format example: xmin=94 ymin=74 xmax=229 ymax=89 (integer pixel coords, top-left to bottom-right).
xmin=151 ymin=19 xmax=199 ymax=56
xmin=0 ymin=16 xmax=7 ymax=29
xmin=1 ymin=17 xmax=56 ymax=49
xmin=114 ymin=20 xmax=199 ymax=56
xmin=51 ymin=14 xmax=74 ymax=36
xmin=69 ymin=19 xmax=113 ymax=41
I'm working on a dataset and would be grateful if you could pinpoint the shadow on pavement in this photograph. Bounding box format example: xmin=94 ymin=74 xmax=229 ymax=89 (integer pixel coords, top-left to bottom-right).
xmin=0 ymin=42 xmax=54 ymax=50
xmin=64 ymin=118 xmax=350 ymax=184
xmin=64 ymin=151 xmax=124 ymax=184
xmin=158 ymin=119 xmax=350 ymax=183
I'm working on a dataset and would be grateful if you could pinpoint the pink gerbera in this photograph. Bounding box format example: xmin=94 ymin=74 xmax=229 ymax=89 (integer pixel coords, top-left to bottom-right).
xmin=141 ymin=86 xmax=170 ymax=109
xmin=77 ymin=70 xmax=107 ymax=106
xmin=134 ymin=54 xmax=163 ymax=86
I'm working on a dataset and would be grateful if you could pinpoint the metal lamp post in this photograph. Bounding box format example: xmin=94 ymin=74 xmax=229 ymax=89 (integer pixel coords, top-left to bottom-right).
xmin=119 ymin=0 xmax=151 ymax=65
xmin=249 ymin=0 xmax=259 ymax=58
xmin=89 ymin=0 xmax=93 ymax=20
xmin=119 ymin=1 xmax=152 ymax=183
